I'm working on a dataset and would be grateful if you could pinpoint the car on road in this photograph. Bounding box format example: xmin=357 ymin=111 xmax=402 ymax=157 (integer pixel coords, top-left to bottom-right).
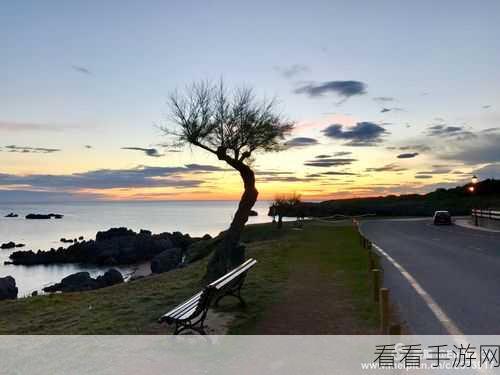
xmin=433 ymin=210 xmax=452 ymax=225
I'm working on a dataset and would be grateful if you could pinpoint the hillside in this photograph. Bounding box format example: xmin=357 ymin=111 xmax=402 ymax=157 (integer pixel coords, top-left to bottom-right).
xmin=286 ymin=179 xmax=500 ymax=217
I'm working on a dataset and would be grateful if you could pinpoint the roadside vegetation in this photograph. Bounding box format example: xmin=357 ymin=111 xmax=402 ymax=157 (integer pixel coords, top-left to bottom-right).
xmin=0 ymin=221 xmax=378 ymax=334
xmin=277 ymin=179 xmax=500 ymax=218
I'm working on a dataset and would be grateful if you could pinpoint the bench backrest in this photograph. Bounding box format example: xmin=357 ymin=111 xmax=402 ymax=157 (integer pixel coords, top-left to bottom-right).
xmin=208 ymin=258 xmax=257 ymax=290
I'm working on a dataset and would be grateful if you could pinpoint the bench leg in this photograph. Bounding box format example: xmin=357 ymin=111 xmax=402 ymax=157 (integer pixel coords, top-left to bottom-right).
xmin=172 ymin=312 xmax=209 ymax=335
xmin=175 ymin=323 xmax=206 ymax=335
xmin=214 ymin=288 xmax=246 ymax=308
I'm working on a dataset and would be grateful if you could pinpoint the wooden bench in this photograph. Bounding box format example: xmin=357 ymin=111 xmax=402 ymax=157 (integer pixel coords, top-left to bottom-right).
xmin=158 ymin=258 xmax=257 ymax=335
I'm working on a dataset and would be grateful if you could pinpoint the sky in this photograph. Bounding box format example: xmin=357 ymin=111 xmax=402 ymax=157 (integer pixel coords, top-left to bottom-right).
xmin=1 ymin=0 xmax=500 ymax=201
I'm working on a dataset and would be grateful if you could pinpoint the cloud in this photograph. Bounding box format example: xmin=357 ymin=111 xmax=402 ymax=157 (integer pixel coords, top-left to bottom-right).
xmin=319 ymin=171 xmax=357 ymax=176
xmin=284 ymin=137 xmax=319 ymax=148
xmin=397 ymin=152 xmax=419 ymax=159
xmin=0 ymin=121 xmax=67 ymax=132
xmin=314 ymin=154 xmax=331 ymax=159
xmin=0 ymin=190 xmax=101 ymax=203
xmin=416 ymin=169 xmax=451 ymax=175
xmin=373 ymin=96 xmax=395 ymax=103
xmin=426 ymin=125 xmax=475 ymax=140
xmin=380 ymin=107 xmax=405 ymax=113
xmin=440 ymin=132 xmax=500 ymax=164
xmin=387 ymin=144 xmax=431 ymax=153
xmin=294 ymin=80 xmax=367 ymax=102
xmin=365 ymin=163 xmax=406 ymax=172
xmin=333 ymin=151 xmax=352 ymax=156
xmin=322 ymin=122 xmax=388 ymax=146
xmin=304 ymin=157 xmax=357 ymax=167
xmin=257 ymin=176 xmax=310 ymax=183
xmin=121 ymin=147 xmax=164 ymax=158
xmin=2 ymin=145 xmax=60 ymax=153
xmin=473 ymin=163 xmax=500 ymax=179
xmin=274 ymin=64 xmax=310 ymax=78
xmin=0 ymin=164 xmax=228 ymax=191
xmin=255 ymin=170 xmax=293 ymax=176
xmin=71 ymin=65 xmax=92 ymax=75
xmin=184 ymin=164 xmax=229 ymax=172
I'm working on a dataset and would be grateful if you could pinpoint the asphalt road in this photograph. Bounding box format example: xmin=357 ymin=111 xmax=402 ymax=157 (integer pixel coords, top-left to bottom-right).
xmin=360 ymin=218 xmax=500 ymax=334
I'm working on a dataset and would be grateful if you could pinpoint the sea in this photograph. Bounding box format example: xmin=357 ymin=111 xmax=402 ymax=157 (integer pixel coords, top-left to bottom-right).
xmin=0 ymin=200 xmax=274 ymax=296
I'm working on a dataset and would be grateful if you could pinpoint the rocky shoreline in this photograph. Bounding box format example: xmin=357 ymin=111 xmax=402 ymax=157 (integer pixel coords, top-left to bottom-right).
xmin=1 ymin=226 xmax=225 ymax=300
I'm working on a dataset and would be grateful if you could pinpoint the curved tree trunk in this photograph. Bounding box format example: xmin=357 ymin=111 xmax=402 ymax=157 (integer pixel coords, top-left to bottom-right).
xmin=204 ymin=162 xmax=258 ymax=282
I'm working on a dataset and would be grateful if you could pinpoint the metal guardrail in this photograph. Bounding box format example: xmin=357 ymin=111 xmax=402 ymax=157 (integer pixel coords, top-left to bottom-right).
xmin=471 ymin=209 xmax=500 ymax=220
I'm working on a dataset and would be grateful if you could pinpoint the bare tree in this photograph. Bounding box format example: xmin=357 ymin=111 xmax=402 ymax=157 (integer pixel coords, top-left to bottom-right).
xmin=163 ymin=81 xmax=293 ymax=281
xmin=270 ymin=193 xmax=302 ymax=228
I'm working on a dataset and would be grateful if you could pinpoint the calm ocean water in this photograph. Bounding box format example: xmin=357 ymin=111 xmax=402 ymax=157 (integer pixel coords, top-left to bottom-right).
xmin=0 ymin=200 xmax=273 ymax=296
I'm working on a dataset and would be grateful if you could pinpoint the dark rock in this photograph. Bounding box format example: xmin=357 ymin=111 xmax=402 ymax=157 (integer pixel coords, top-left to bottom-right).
xmin=1 ymin=242 xmax=16 ymax=250
xmin=249 ymin=210 xmax=258 ymax=216
xmin=26 ymin=213 xmax=64 ymax=220
xmin=169 ymin=231 xmax=195 ymax=250
xmin=95 ymin=268 xmax=124 ymax=287
xmin=0 ymin=276 xmax=18 ymax=300
xmin=43 ymin=272 xmax=98 ymax=293
xmin=5 ymin=213 xmax=18 ymax=218
xmin=96 ymin=227 xmax=136 ymax=241
xmin=9 ymin=227 xmax=189 ymax=267
xmin=151 ymin=248 xmax=182 ymax=273
xmin=43 ymin=269 xmax=123 ymax=293
xmin=1 ymin=242 xmax=25 ymax=249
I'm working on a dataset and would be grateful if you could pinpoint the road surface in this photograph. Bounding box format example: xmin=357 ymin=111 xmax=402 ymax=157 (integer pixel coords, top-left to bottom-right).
xmin=360 ymin=218 xmax=500 ymax=334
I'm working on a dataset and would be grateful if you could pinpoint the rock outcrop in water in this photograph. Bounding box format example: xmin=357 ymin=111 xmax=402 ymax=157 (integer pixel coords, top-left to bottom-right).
xmin=25 ymin=213 xmax=64 ymax=220
xmin=0 ymin=276 xmax=18 ymax=300
xmin=5 ymin=213 xmax=18 ymax=218
xmin=1 ymin=242 xmax=25 ymax=250
xmin=43 ymin=269 xmax=124 ymax=293
xmin=8 ymin=227 xmax=205 ymax=267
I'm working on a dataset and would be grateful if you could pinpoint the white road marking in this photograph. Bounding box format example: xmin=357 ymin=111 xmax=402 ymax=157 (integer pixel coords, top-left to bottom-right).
xmin=371 ymin=242 xmax=464 ymax=335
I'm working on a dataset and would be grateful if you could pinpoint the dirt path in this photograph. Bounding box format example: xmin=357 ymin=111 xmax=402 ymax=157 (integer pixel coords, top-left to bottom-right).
xmin=254 ymin=261 xmax=377 ymax=334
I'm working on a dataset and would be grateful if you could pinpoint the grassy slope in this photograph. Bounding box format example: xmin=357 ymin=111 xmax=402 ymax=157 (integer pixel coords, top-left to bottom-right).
xmin=0 ymin=222 xmax=378 ymax=334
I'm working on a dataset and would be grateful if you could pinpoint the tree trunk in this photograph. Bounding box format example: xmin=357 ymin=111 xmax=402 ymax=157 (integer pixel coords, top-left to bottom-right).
xmin=204 ymin=162 xmax=258 ymax=282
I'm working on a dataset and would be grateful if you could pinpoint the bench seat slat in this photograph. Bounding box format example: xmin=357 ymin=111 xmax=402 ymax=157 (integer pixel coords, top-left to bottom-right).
xmin=214 ymin=259 xmax=257 ymax=290
xmin=209 ymin=258 xmax=256 ymax=288
xmin=169 ymin=298 xmax=200 ymax=319
xmin=163 ymin=291 xmax=202 ymax=318
xmin=178 ymin=306 xmax=198 ymax=320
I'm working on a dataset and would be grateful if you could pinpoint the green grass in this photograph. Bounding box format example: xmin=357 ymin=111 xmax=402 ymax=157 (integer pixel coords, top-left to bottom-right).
xmin=0 ymin=222 xmax=378 ymax=334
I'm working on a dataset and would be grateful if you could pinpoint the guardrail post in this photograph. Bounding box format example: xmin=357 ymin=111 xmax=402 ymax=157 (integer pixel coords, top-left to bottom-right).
xmin=379 ymin=288 xmax=389 ymax=334
xmin=372 ymin=269 xmax=381 ymax=302
xmin=368 ymin=251 xmax=375 ymax=271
